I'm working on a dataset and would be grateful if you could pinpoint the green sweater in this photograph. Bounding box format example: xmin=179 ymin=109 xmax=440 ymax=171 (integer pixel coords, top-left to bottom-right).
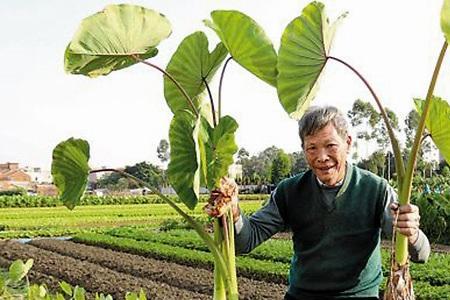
xmin=236 ymin=164 xmax=389 ymax=298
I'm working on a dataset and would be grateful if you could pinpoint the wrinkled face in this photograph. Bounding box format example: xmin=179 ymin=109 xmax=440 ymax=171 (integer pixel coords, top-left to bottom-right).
xmin=303 ymin=123 xmax=352 ymax=186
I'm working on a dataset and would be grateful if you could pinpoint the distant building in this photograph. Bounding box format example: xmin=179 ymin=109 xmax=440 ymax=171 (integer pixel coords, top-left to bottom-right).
xmin=0 ymin=162 xmax=32 ymax=191
xmin=0 ymin=162 xmax=57 ymax=196
xmin=23 ymin=166 xmax=52 ymax=184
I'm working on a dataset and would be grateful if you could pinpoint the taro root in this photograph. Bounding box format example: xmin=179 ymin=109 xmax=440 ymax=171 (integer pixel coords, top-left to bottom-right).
xmin=204 ymin=178 xmax=238 ymax=218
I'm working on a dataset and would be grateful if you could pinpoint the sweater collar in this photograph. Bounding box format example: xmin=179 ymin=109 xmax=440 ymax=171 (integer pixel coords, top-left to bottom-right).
xmin=316 ymin=177 xmax=344 ymax=188
xmin=314 ymin=161 xmax=350 ymax=189
xmin=336 ymin=162 xmax=353 ymax=198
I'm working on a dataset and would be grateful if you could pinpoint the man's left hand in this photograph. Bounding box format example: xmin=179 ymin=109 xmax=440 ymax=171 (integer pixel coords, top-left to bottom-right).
xmin=391 ymin=203 xmax=421 ymax=245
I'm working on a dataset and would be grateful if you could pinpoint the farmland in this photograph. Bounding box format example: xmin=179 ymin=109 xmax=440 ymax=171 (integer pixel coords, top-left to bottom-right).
xmin=0 ymin=200 xmax=262 ymax=239
xmin=0 ymin=198 xmax=449 ymax=299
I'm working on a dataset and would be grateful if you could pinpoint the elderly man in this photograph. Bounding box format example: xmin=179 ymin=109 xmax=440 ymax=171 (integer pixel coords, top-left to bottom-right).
xmin=228 ymin=106 xmax=430 ymax=300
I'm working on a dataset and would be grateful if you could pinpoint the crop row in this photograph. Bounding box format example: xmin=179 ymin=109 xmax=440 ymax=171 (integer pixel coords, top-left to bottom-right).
xmin=72 ymin=233 xmax=289 ymax=283
xmin=0 ymin=202 xmax=261 ymax=238
xmin=73 ymin=230 xmax=450 ymax=295
xmin=106 ymin=227 xmax=293 ymax=264
xmin=0 ymin=202 xmax=260 ymax=221
xmin=106 ymin=228 xmax=450 ymax=286
xmin=0 ymin=194 xmax=266 ymax=208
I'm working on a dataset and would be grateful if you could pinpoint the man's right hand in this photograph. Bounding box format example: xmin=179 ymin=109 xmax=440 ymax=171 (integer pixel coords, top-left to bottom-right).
xmin=203 ymin=177 xmax=241 ymax=223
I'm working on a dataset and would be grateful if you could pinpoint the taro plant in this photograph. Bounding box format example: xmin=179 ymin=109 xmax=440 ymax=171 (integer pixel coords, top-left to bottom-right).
xmin=1 ymin=259 xmax=126 ymax=299
xmin=52 ymin=2 xmax=450 ymax=299
xmin=52 ymin=4 xmax=277 ymax=299
xmin=274 ymin=1 xmax=450 ymax=299
xmin=0 ymin=259 xmax=33 ymax=298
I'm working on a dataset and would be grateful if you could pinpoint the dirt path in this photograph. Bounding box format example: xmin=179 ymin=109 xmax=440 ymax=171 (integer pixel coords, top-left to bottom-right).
xmin=0 ymin=239 xmax=287 ymax=299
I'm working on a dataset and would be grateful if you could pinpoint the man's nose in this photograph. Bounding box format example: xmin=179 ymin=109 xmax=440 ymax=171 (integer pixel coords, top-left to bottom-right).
xmin=317 ymin=148 xmax=329 ymax=162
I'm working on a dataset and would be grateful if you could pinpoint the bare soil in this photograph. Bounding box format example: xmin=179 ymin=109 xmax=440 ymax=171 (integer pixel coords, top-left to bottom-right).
xmin=0 ymin=239 xmax=286 ymax=299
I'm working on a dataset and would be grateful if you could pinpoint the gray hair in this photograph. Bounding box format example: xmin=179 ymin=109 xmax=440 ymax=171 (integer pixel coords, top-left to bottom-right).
xmin=298 ymin=106 xmax=349 ymax=146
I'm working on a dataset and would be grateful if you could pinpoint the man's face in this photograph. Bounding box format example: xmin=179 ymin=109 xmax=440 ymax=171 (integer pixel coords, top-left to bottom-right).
xmin=303 ymin=123 xmax=352 ymax=186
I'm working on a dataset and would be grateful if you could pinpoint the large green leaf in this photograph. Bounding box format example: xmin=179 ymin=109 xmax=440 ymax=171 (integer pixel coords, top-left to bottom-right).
xmin=164 ymin=31 xmax=228 ymax=115
xmin=200 ymin=116 xmax=239 ymax=190
xmin=415 ymin=97 xmax=450 ymax=164
xmin=441 ymin=0 xmax=450 ymax=42
xmin=51 ymin=138 xmax=90 ymax=210
xmin=9 ymin=259 xmax=33 ymax=282
xmin=65 ymin=4 xmax=171 ymax=77
xmin=205 ymin=10 xmax=277 ymax=86
xmin=167 ymin=111 xmax=201 ymax=210
xmin=277 ymin=1 xmax=347 ymax=120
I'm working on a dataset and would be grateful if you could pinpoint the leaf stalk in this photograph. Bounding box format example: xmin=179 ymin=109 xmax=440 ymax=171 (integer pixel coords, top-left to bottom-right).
xmin=202 ymin=77 xmax=217 ymax=126
xmin=218 ymin=57 xmax=233 ymax=118
xmin=132 ymin=55 xmax=199 ymax=117
xmin=89 ymin=168 xmax=231 ymax=284
xmin=328 ymin=55 xmax=405 ymax=192
xmin=395 ymin=41 xmax=448 ymax=265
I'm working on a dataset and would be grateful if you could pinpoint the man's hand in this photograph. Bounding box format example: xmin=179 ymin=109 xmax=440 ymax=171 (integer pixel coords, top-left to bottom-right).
xmin=203 ymin=177 xmax=240 ymax=222
xmin=390 ymin=203 xmax=421 ymax=245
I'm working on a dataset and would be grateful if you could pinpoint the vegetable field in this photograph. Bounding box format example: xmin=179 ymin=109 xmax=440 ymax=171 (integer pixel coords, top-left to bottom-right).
xmin=0 ymin=201 xmax=262 ymax=239
xmin=0 ymin=200 xmax=449 ymax=299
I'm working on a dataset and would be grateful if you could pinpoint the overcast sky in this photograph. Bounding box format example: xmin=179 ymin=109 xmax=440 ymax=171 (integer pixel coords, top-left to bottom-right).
xmin=1 ymin=0 xmax=449 ymax=169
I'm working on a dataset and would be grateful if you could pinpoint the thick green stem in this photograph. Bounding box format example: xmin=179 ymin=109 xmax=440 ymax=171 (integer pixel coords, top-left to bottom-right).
xmin=213 ymin=220 xmax=226 ymax=300
xmin=219 ymin=213 xmax=238 ymax=300
xmin=221 ymin=215 xmax=230 ymax=258
xmin=396 ymin=41 xmax=448 ymax=265
xmin=227 ymin=209 xmax=239 ymax=299
xmin=89 ymin=168 xmax=231 ymax=285
xmin=400 ymin=41 xmax=447 ymax=204
xmin=328 ymin=56 xmax=405 ymax=192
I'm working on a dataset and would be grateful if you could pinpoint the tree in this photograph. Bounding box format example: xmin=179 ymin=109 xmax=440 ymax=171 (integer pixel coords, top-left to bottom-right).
xmin=404 ymin=108 xmax=437 ymax=177
xmin=347 ymin=99 xmax=379 ymax=128
xmin=290 ymin=151 xmax=308 ymax=175
xmin=347 ymin=99 xmax=379 ymax=159
xmin=124 ymin=161 xmax=164 ymax=189
xmin=96 ymin=172 xmax=122 ymax=189
xmin=115 ymin=178 xmax=130 ymax=191
xmin=236 ymin=147 xmax=249 ymax=164
xmin=156 ymin=139 xmax=170 ymax=164
xmin=372 ymin=108 xmax=399 ymax=152
xmin=357 ymin=150 xmax=386 ymax=177
xmin=259 ymin=146 xmax=282 ymax=184
xmin=270 ymin=150 xmax=292 ymax=185
xmin=241 ymin=155 xmax=270 ymax=185
xmin=97 ymin=162 xmax=165 ymax=191
xmin=404 ymin=109 xmax=420 ymax=150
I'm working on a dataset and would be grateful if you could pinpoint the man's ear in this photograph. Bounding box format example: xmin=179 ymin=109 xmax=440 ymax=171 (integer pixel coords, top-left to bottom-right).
xmin=346 ymin=135 xmax=352 ymax=152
